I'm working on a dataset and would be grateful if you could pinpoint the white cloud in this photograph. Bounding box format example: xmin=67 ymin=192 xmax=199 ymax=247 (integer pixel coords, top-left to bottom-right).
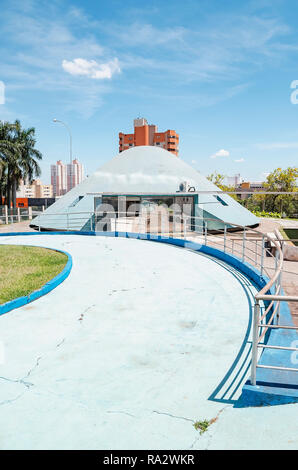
xmin=0 ymin=5 xmax=114 ymax=116
xmin=234 ymin=158 xmax=245 ymax=162
xmin=256 ymin=142 xmax=298 ymax=149
xmin=107 ymin=15 xmax=291 ymax=84
xmin=210 ymin=149 xmax=230 ymax=159
xmin=1 ymin=2 xmax=296 ymax=117
xmin=62 ymin=58 xmax=121 ymax=79
xmin=105 ymin=23 xmax=186 ymax=47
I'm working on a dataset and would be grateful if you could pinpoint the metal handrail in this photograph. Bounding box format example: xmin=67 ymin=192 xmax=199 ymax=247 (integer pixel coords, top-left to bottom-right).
xmin=92 ymin=210 xmax=297 ymax=386
xmin=5 ymin=206 xmax=298 ymax=387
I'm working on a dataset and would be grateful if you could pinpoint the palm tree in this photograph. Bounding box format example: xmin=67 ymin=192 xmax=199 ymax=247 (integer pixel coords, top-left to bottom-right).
xmin=11 ymin=120 xmax=42 ymax=208
xmin=0 ymin=121 xmax=20 ymax=207
xmin=0 ymin=120 xmax=42 ymax=208
xmin=0 ymin=168 xmax=7 ymax=203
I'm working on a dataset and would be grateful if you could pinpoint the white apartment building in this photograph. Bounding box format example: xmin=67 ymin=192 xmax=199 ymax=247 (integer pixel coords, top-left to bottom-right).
xmin=17 ymin=179 xmax=53 ymax=198
xmin=225 ymin=174 xmax=244 ymax=187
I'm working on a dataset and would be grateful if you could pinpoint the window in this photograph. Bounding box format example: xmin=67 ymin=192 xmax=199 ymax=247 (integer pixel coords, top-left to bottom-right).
xmin=214 ymin=195 xmax=228 ymax=206
xmin=69 ymin=196 xmax=84 ymax=207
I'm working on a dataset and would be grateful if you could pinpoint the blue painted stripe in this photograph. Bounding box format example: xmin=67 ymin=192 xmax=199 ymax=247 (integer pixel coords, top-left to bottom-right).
xmin=0 ymin=241 xmax=72 ymax=316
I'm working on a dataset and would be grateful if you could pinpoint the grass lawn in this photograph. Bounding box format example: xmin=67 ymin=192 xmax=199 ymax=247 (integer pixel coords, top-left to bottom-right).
xmin=0 ymin=245 xmax=68 ymax=304
xmin=282 ymin=228 xmax=298 ymax=246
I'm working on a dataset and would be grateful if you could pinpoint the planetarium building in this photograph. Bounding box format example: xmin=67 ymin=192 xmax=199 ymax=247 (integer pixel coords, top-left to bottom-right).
xmin=31 ymin=146 xmax=259 ymax=233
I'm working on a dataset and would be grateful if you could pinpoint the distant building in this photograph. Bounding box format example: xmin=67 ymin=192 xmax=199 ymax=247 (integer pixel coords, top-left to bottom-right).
xmin=16 ymin=181 xmax=34 ymax=198
xmin=236 ymin=181 xmax=266 ymax=200
xmin=51 ymin=159 xmax=84 ymax=196
xmin=224 ymin=175 xmax=266 ymax=199
xmin=51 ymin=160 xmax=67 ymax=197
xmin=119 ymin=118 xmax=179 ymax=156
xmin=17 ymin=179 xmax=53 ymax=199
xmin=226 ymin=174 xmax=244 ymax=187
xmin=67 ymin=159 xmax=84 ymax=192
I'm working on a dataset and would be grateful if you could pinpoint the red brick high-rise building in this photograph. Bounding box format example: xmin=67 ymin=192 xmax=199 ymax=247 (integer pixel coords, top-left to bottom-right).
xmin=119 ymin=118 xmax=179 ymax=156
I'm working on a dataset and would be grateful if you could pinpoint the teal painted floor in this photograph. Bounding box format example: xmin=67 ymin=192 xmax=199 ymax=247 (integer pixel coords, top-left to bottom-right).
xmin=0 ymin=235 xmax=297 ymax=449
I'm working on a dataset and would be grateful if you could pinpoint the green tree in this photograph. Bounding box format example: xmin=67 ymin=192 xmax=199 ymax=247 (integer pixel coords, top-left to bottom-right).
xmin=207 ymin=172 xmax=225 ymax=187
xmin=0 ymin=122 xmax=19 ymax=207
xmin=264 ymin=167 xmax=298 ymax=217
xmin=265 ymin=167 xmax=298 ymax=191
xmin=0 ymin=120 xmax=42 ymax=208
xmin=207 ymin=172 xmax=238 ymax=200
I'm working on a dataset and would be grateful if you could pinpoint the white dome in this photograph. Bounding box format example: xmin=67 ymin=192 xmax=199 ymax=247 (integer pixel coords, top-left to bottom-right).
xmin=32 ymin=146 xmax=258 ymax=231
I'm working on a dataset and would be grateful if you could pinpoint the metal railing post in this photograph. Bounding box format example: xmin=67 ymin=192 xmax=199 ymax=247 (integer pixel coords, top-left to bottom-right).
xmin=17 ymin=207 xmax=20 ymax=222
xmin=260 ymin=235 xmax=265 ymax=276
xmin=242 ymin=227 xmax=246 ymax=262
xmin=204 ymin=222 xmax=208 ymax=246
xmin=251 ymin=300 xmax=260 ymax=386
xmin=4 ymin=205 xmax=8 ymax=224
xmin=273 ymin=250 xmax=278 ymax=325
xmin=255 ymin=240 xmax=258 ymax=265
xmin=275 ymin=248 xmax=280 ymax=325
xmin=224 ymin=224 xmax=227 ymax=253
xmin=274 ymin=249 xmax=278 ymax=292
xmin=277 ymin=241 xmax=283 ymax=324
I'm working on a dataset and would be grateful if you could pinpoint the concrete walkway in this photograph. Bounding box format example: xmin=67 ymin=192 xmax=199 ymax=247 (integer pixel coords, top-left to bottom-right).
xmin=0 ymin=234 xmax=297 ymax=449
xmin=1 ymin=218 xmax=297 ymax=321
xmin=187 ymin=217 xmax=298 ymax=325
xmin=0 ymin=220 xmax=35 ymax=233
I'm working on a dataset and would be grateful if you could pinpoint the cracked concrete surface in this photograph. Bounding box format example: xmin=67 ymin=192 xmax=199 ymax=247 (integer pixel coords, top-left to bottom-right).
xmin=0 ymin=234 xmax=297 ymax=450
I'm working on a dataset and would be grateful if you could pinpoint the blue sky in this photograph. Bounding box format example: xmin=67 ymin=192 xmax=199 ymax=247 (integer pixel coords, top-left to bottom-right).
xmin=1 ymin=0 xmax=298 ymax=183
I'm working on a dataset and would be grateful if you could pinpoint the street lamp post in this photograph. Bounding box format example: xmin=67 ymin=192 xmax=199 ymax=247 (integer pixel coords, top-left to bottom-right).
xmin=53 ymin=118 xmax=72 ymax=164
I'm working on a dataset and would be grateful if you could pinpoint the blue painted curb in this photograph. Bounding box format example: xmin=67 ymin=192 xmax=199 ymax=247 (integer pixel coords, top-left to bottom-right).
xmin=0 ymin=238 xmax=72 ymax=315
